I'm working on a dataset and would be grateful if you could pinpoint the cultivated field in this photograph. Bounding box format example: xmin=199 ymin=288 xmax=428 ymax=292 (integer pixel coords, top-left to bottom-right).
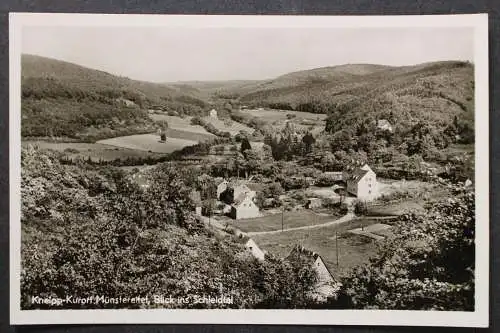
xmin=96 ymin=134 xmax=198 ymax=153
xmin=22 ymin=141 xmax=163 ymax=161
xmin=252 ymin=217 xmax=384 ymax=279
xmin=202 ymin=116 xmax=255 ymax=136
xmin=226 ymin=210 xmax=337 ymax=233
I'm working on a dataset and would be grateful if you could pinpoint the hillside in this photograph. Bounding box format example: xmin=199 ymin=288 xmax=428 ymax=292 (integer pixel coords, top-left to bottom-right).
xmin=21 ymin=54 xmax=209 ymax=141
xmin=230 ymin=61 xmax=474 ymax=144
xmin=21 ymin=146 xmax=319 ymax=309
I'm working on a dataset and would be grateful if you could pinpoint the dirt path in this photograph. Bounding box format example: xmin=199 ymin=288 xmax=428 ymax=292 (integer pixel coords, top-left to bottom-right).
xmin=245 ymin=212 xmax=356 ymax=236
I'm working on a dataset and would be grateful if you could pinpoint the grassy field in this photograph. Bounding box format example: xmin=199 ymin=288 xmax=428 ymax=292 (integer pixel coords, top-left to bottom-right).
xmin=22 ymin=141 xmax=164 ymax=161
xmin=165 ymin=128 xmax=215 ymax=142
xmin=227 ymin=210 xmax=338 ymax=233
xmin=252 ymin=217 xmax=384 ymax=279
xmin=96 ymin=133 xmax=198 ymax=153
xmin=149 ymin=113 xmax=214 ymax=135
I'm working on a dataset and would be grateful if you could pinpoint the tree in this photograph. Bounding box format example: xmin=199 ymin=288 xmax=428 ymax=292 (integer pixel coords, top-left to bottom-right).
xmin=333 ymin=186 xmax=475 ymax=310
xmin=240 ymin=137 xmax=252 ymax=154
xmin=302 ymin=132 xmax=316 ymax=155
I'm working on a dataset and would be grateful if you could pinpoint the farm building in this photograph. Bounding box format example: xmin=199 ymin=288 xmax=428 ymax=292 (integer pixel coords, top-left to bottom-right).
xmin=377 ymin=119 xmax=393 ymax=132
xmin=323 ymin=171 xmax=344 ymax=181
xmin=230 ymin=182 xmax=256 ymax=201
xmin=230 ymin=192 xmax=260 ymax=219
xmin=345 ymin=164 xmax=378 ymax=201
xmin=209 ymin=109 xmax=218 ymax=118
xmin=306 ymin=198 xmax=322 ymax=209
xmin=235 ymin=235 xmax=266 ymax=261
xmin=287 ymin=245 xmax=339 ymax=301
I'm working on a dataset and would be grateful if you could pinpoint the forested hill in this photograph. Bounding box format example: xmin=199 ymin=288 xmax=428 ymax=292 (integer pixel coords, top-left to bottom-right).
xmin=235 ymin=61 xmax=473 ymax=117
xmin=228 ymin=60 xmax=474 ymax=144
xmin=21 ymin=54 xmax=208 ymax=141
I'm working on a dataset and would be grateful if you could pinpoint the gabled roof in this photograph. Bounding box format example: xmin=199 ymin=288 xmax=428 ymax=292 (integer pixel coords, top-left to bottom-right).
xmin=232 ymin=192 xmax=255 ymax=208
xmin=287 ymin=245 xmax=335 ymax=281
xmin=377 ymin=119 xmax=391 ymax=126
xmin=347 ymin=168 xmax=369 ymax=182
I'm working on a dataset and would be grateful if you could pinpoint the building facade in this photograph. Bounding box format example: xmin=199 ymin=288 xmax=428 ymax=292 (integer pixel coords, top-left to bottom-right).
xmin=346 ymin=164 xmax=378 ymax=200
xmin=230 ymin=194 xmax=260 ymax=219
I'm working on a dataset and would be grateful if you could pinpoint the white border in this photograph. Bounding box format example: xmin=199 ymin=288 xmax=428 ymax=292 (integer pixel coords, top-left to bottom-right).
xmin=9 ymin=13 xmax=489 ymax=327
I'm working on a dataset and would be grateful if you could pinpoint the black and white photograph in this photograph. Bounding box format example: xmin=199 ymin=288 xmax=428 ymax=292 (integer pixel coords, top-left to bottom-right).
xmin=9 ymin=13 xmax=489 ymax=326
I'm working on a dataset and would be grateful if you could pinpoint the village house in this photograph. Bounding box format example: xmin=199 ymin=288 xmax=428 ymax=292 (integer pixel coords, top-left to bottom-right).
xmin=306 ymin=197 xmax=322 ymax=209
xmin=323 ymin=171 xmax=344 ymax=182
xmin=209 ymin=109 xmax=218 ymax=118
xmin=345 ymin=164 xmax=378 ymax=201
xmin=235 ymin=235 xmax=266 ymax=261
xmin=377 ymin=119 xmax=393 ymax=132
xmin=189 ymin=190 xmax=202 ymax=216
xmin=230 ymin=192 xmax=260 ymax=219
xmin=287 ymin=245 xmax=340 ymax=301
xmin=215 ymin=178 xmax=229 ymax=200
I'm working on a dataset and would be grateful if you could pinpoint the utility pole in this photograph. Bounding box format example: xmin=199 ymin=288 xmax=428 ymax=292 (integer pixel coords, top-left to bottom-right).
xmin=336 ymin=230 xmax=339 ymax=267
xmin=281 ymin=206 xmax=284 ymax=232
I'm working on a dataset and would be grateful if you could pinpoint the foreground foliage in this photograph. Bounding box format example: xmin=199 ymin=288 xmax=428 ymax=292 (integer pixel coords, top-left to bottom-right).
xmin=330 ymin=185 xmax=475 ymax=310
xmin=21 ymin=147 xmax=318 ymax=309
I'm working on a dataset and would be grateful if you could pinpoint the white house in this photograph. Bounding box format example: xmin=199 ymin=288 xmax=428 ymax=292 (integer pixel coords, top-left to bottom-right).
xmin=215 ymin=179 xmax=229 ymax=199
xmin=377 ymin=119 xmax=393 ymax=132
xmin=287 ymin=245 xmax=339 ymax=301
xmin=244 ymin=238 xmax=266 ymax=261
xmin=209 ymin=109 xmax=218 ymax=118
xmin=346 ymin=164 xmax=378 ymax=201
xmin=230 ymin=193 xmax=260 ymax=219
xmin=306 ymin=198 xmax=322 ymax=209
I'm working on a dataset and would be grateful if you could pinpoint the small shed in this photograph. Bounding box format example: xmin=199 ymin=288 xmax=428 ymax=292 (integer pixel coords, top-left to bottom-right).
xmin=306 ymin=198 xmax=322 ymax=209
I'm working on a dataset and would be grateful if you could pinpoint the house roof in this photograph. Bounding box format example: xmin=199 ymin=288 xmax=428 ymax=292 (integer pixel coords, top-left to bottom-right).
xmin=232 ymin=192 xmax=253 ymax=207
xmin=287 ymin=245 xmax=335 ymax=281
xmin=377 ymin=119 xmax=391 ymax=126
xmin=347 ymin=168 xmax=370 ymax=182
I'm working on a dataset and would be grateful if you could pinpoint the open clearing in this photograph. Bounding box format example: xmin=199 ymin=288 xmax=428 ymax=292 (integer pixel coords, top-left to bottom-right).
xmin=149 ymin=113 xmax=214 ymax=135
xmin=96 ymin=134 xmax=198 ymax=153
xmin=22 ymin=141 xmax=163 ymax=161
xmin=252 ymin=217 xmax=384 ymax=279
xmin=225 ymin=210 xmax=338 ymax=233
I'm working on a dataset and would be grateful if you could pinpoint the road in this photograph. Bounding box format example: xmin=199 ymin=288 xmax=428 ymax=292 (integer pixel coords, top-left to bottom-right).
xmin=245 ymin=212 xmax=356 ymax=236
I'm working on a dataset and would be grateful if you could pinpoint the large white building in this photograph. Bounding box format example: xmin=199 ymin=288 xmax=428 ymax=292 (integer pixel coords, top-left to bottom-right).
xmin=230 ymin=193 xmax=260 ymax=219
xmin=345 ymin=164 xmax=378 ymax=201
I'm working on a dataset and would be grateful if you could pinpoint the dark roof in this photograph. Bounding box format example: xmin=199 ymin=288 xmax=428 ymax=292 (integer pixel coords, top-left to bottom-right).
xmin=347 ymin=168 xmax=369 ymax=182
xmin=233 ymin=192 xmax=256 ymax=207
xmin=286 ymin=245 xmax=320 ymax=265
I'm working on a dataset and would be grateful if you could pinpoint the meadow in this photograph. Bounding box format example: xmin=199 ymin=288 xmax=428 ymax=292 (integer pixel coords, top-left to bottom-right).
xmin=149 ymin=113 xmax=214 ymax=135
xmin=226 ymin=210 xmax=336 ymax=233
xmin=96 ymin=133 xmax=198 ymax=153
xmin=252 ymin=217 xmax=384 ymax=279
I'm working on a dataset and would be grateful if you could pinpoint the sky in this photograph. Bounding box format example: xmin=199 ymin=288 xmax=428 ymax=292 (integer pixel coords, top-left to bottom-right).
xmin=22 ymin=26 xmax=474 ymax=82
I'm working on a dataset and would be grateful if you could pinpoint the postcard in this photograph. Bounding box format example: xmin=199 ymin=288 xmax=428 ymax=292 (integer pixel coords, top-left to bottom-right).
xmin=9 ymin=13 xmax=489 ymax=326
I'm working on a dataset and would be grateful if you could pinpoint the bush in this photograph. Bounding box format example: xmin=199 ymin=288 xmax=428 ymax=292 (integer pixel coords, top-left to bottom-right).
xmin=354 ymin=200 xmax=368 ymax=215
